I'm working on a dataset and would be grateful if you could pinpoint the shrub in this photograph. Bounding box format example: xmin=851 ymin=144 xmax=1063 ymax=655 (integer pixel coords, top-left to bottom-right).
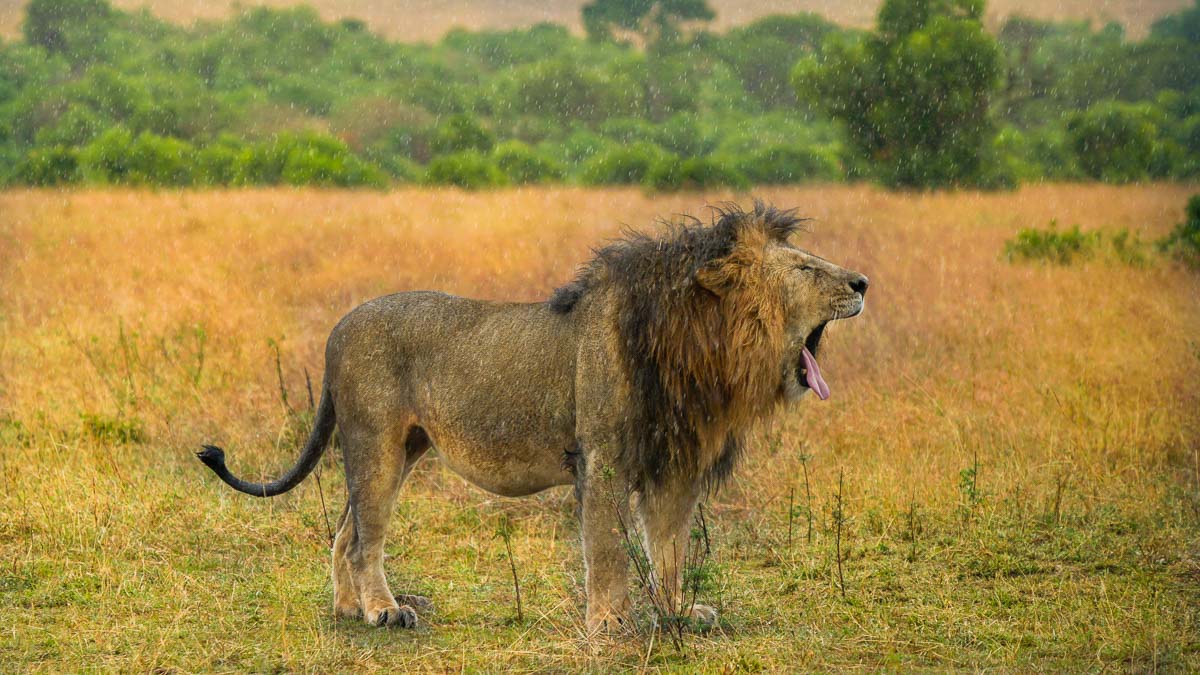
xmin=545 ymin=128 xmax=613 ymax=168
xmin=14 ymin=145 xmax=80 ymax=185
xmin=646 ymin=155 xmax=748 ymax=191
xmin=233 ymin=133 xmax=387 ymax=187
xmin=1158 ymin=194 xmax=1200 ymax=267
xmin=579 ymin=142 xmax=665 ymax=185
xmin=1066 ymin=102 xmax=1159 ymax=182
xmin=78 ymin=127 xmax=135 ymax=183
xmin=492 ymin=141 xmax=564 ymax=184
xmin=193 ymin=137 xmax=244 ymax=186
xmin=79 ymin=128 xmax=196 ymax=186
xmin=430 ymin=114 xmax=495 ymax=155
xmin=425 ymin=150 xmax=508 ymax=188
xmin=492 ymin=57 xmax=642 ymax=124
xmin=732 ymin=143 xmax=840 ymax=183
xmin=278 ymin=134 xmax=387 ymax=187
xmin=1004 ymin=221 xmax=1101 ymax=264
xmin=1110 ymin=228 xmax=1149 ymax=266
xmin=654 ymin=113 xmax=719 ymax=157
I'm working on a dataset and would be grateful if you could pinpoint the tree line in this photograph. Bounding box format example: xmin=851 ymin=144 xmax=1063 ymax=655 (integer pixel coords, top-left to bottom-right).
xmin=1 ymin=0 xmax=1198 ymax=189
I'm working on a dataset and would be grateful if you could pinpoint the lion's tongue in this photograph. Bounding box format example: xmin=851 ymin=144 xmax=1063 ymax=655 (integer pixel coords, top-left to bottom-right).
xmin=801 ymin=346 xmax=830 ymax=400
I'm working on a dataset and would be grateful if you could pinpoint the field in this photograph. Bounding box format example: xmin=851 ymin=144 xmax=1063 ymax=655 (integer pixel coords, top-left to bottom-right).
xmin=1 ymin=184 xmax=1198 ymax=671
xmin=0 ymin=0 xmax=1191 ymax=40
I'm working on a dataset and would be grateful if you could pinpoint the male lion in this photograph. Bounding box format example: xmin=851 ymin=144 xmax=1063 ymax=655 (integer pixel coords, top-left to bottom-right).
xmin=198 ymin=202 xmax=868 ymax=632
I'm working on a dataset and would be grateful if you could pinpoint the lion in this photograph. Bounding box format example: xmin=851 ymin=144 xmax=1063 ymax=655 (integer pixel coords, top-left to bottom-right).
xmin=197 ymin=201 xmax=868 ymax=632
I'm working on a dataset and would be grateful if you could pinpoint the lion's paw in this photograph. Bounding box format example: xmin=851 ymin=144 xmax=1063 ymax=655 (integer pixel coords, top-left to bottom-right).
xmin=365 ymin=603 xmax=419 ymax=628
xmin=688 ymin=603 xmax=718 ymax=632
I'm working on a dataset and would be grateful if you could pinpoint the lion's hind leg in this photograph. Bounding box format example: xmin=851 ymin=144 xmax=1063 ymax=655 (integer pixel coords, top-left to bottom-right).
xmin=332 ymin=501 xmax=360 ymax=618
xmin=336 ymin=423 xmax=429 ymax=628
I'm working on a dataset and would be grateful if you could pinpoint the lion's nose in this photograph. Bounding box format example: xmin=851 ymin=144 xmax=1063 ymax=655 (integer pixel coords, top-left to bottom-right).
xmin=849 ymin=275 xmax=869 ymax=296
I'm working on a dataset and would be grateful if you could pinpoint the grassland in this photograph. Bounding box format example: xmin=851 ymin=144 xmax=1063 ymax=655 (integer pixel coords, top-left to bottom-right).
xmin=0 ymin=184 xmax=1198 ymax=671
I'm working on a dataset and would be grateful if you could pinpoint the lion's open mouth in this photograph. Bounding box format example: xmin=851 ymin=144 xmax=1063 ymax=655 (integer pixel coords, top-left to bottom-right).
xmin=796 ymin=322 xmax=830 ymax=400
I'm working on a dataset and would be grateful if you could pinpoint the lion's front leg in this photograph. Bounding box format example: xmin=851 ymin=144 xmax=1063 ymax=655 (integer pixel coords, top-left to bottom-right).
xmin=638 ymin=477 xmax=718 ymax=631
xmin=578 ymin=463 xmax=633 ymax=634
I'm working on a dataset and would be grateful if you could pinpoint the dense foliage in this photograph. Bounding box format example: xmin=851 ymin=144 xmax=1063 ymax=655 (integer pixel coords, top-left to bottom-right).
xmin=0 ymin=0 xmax=1197 ymax=188
xmin=795 ymin=0 xmax=1003 ymax=187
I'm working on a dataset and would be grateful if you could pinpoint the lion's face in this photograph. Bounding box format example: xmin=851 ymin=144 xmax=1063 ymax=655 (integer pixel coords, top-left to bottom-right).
xmin=762 ymin=240 xmax=868 ymax=401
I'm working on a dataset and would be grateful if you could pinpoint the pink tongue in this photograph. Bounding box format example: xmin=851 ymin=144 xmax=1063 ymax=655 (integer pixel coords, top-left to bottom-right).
xmin=801 ymin=346 xmax=830 ymax=400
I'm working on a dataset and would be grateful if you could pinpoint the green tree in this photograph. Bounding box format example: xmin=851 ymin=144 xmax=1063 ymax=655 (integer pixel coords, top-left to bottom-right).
xmin=1066 ymin=101 xmax=1159 ymax=182
xmin=1150 ymin=0 xmax=1200 ymax=43
xmin=794 ymin=0 xmax=1002 ymax=187
xmin=430 ymin=114 xmax=495 ymax=155
xmin=23 ymin=0 xmax=114 ymax=65
xmin=582 ymin=0 xmax=714 ymax=50
xmin=717 ymin=14 xmax=837 ymax=108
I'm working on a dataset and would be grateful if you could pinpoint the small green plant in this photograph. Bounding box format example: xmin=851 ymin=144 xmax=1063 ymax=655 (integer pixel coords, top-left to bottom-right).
xmin=1158 ymin=194 xmax=1200 ymax=268
xmin=830 ymin=469 xmax=847 ymax=599
xmin=903 ymin=494 xmax=921 ymax=563
xmin=1110 ymin=228 xmax=1149 ymax=266
xmin=958 ymin=450 xmax=982 ymax=526
xmin=493 ymin=513 xmax=523 ymax=624
xmin=787 ymin=448 xmax=815 ymax=549
xmin=1004 ymin=220 xmax=1100 ymax=264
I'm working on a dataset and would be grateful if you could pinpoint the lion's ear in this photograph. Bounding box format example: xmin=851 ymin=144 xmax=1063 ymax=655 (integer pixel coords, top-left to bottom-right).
xmin=696 ymin=258 xmax=735 ymax=295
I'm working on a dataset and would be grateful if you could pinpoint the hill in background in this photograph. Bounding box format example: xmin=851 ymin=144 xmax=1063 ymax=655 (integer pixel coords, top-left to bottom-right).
xmin=0 ymin=0 xmax=1192 ymax=41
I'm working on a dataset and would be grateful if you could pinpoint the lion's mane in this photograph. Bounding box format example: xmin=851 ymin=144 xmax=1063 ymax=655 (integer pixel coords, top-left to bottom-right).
xmin=550 ymin=202 xmax=806 ymax=489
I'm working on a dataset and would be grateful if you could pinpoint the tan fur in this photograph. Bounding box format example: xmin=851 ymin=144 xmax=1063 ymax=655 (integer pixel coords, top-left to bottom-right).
xmin=200 ymin=203 xmax=868 ymax=633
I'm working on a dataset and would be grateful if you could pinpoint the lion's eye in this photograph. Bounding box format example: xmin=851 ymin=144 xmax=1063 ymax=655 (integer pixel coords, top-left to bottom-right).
xmin=796 ymin=264 xmax=815 ymax=273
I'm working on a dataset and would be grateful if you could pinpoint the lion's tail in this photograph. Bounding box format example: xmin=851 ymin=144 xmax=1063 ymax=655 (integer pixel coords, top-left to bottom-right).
xmin=196 ymin=382 xmax=336 ymax=497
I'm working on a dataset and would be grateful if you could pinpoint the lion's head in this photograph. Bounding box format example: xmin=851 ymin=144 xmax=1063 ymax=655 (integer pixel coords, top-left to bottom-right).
xmin=550 ymin=201 xmax=868 ymax=488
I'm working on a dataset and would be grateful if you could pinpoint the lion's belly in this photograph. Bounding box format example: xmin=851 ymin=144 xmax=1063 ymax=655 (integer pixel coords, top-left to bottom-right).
xmin=428 ymin=433 xmax=574 ymax=497
xmin=406 ymin=299 xmax=581 ymax=497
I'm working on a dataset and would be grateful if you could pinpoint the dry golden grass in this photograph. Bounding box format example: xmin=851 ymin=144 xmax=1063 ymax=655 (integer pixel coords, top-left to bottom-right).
xmin=1 ymin=184 xmax=1198 ymax=671
xmin=0 ymin=0 xmax=1190 ymax=41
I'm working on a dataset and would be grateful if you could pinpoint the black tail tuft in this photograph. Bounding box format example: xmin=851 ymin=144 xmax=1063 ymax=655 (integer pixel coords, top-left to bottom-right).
xmin=197 ymin=444 xmax=227 ymax=471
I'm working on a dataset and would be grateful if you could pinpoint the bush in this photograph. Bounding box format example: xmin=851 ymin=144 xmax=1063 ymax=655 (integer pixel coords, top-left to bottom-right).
xmin=579 ymin=142 xmax=665 ymax=185
xmin=277 ymin=134 xmax=387 ymax=187
xmin=492 ymin=141 xmax=564 ymax=184
xmin=545 ymin=128 xmax=613 ymax=168
xmin=646 ymin=155 xmax=748 ymax=191
xmin=14 ymin=145 xmax=80 ymax=185
xmin=1158 ymin=194 xmax=1200 ymax=267
xmin=654 ymin=113 xmax=719 ymax=157
xmin=430 ymin=114 xmax=495 ymax=155
xmin=1004 ymin=221 xmax=1101 ymax=264
xmin=233 ymin=133 xmax=387 ymax=187
xmin=732 ymin=143 xmax=840 ymax=183
xmin=193 ymin=137 xmax=244 ymax=186
xmin=79 ymin=127 xmax=196 ymax=186
xmin=1066 ymin=102 xmax=1159 ymax=182
xmin=425 ymin=150 xmax=508 ymax=188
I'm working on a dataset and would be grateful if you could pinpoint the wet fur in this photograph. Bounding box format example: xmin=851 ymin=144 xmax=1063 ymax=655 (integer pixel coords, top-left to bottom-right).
xmin=197 ymin=201 xmax=864 ymax=633
xmin=552 ymin=203 xmax=804 ymax=490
